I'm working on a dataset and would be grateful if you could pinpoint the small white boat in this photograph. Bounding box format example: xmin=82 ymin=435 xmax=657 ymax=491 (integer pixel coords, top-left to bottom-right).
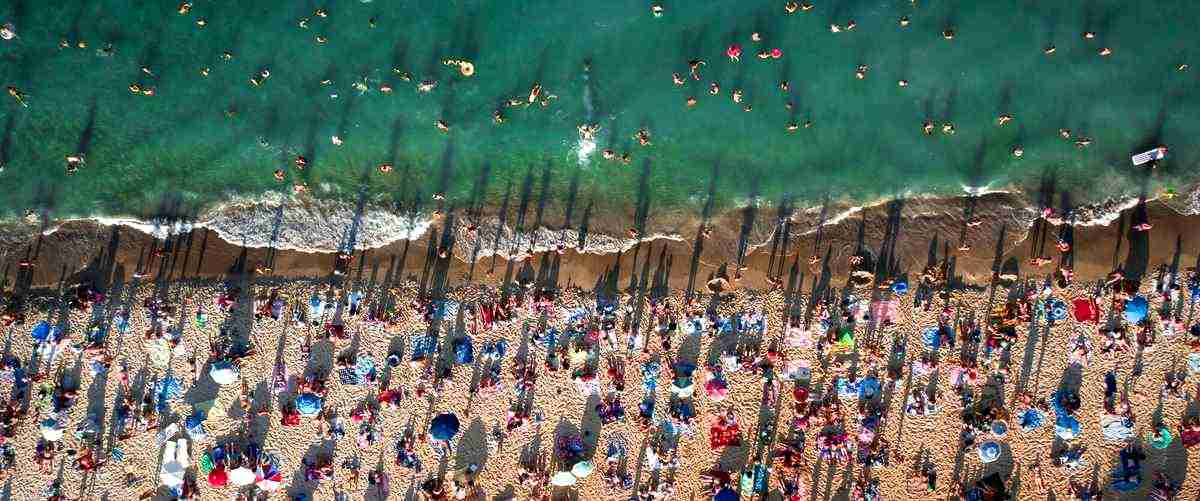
xmin=1131 ymin=146 xmax=1168 ymax=166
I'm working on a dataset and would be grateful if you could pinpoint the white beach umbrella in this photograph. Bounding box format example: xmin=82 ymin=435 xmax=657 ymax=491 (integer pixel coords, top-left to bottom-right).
xmin=209 ymin=361 xmax=240 ymax=386
xmin=570 ymin=461 xmax=594 ymax=479
xmin=229 ymin=466 xmax=256 ymax=486
xmin=39 ymin=419 xmax=64 ymax=441
xmin=551 ymin=471 xmax=577 ymax=487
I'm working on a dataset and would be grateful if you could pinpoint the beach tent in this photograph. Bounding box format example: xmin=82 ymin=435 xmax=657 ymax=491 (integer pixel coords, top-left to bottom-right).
xmin=551 ymin=471 xmax=578 ymax=487
xmin=296 ymin=393 xmax=323 ymax=416
xmin=430 ymin=413 xmax=460 ymax=441
xmin=209 ymin=361 xmax=240 ymax=386
xmin=30 ymin=321 xmax=51 ymax=342
xmin=1123 ymin=296 xmax=1148 ymax=324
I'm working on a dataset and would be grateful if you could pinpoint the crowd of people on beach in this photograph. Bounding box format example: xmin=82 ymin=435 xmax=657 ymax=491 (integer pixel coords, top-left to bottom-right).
xmin=0 ymin=207 xmax=1198 ymax=501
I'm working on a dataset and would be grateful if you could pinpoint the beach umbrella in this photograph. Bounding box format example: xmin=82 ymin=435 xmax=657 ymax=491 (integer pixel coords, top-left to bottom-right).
xmin=1123 ymin=296 xmax=1148 ymax=324
xmin=891 ymin=280 xmax=909 ymax=295
xmin=713 ymin=488 xmax=738 ymax=501
xmin=551 ymin=471 xmax=577 ymax=487
xmin=429 ymin=413 xmax=460 ymax=441
xmin=229 ymin=466 xmax=255 ymax=486
xmin=208 ymin=361 xmax=240 ymax=386
xmin=30 ymin=321 xmax=50 ymax=342
xmin=39 ymin=419 xmax=64 ymax=441
xmin=977 ymin=441 xmax=1001 ymax=463
xmin=255 ymin=467 xmax=282 ymax=491
xmin=705 ymin=378 xmax=729 ymax=401
xmin=1072 ymin=298 xmax=1100 ymax=323
xmin=295 ymin=393 xmax=323 ymax=416
xmin=571 ymin=460 xmax=594 ymax=479
xmin=207 ymin=465 xmax=229 ymax=487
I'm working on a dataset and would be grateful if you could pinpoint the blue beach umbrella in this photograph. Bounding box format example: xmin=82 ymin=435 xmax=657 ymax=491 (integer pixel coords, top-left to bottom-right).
xmin=713 ymin=487 xmax=738 ymax=501
xmin=430 ymin=413 xmax=460 ymax=441
xmin=30 ymin=321 xmax=50 ymax=342
xmin=295 ymin=393 xmax=323 ymax=416
xmin=891 ymin=280 xmax=909 ymax=295
xmin=978 ymin=441 xmax=1001 ymax=463
xmin=1123 ymin=296 xmax=1148 ymax=324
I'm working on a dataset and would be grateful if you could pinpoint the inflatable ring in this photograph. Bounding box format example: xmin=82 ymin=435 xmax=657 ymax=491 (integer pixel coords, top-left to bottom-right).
xmin=459 ymin=61 xmax=475 ymax=77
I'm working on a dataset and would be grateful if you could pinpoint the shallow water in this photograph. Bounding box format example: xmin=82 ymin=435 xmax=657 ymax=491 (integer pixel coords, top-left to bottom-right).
xmin=0 ymin=0 xmax=1196 ymax=221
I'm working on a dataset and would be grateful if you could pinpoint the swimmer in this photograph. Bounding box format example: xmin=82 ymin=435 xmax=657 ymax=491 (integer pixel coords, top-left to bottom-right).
xmin=393 ymin=69 xmax=412 ymax=81
xmin=899 ymin=16 xmax=910 ymax=27
xmin=898 ymin=79 xmax=909 ymax=87
xmin=1059 ymin=128 xmax=1071 ymax=139
xmin=784 ymin=1 xmax=799 ymax=14
xmin=1133 ymin=223 xmax=1152 ymax=232
xmin=298 ymin=17 xmax=310 ymax=28
xmin=578 ymin=123 xmax=601 ymax=141
xmin=178 ymin=2 xmax=192 ymax=15
xmin=688 ymin=60 xmax=706 ymax=80
xmin=380 ymin=84 xmax=392 ymax=93
xmin=1083 ymin=31 xmax=1095 ymax=40
xmin=200 ymin=67 xmax=210 ymax=77
xmin=651 ymin=4 xmax=664 ymax=17
xmin=221 ymin=51 xmax=233 ymax=61
xmin=1074 ymin=137 xmax=1092 ymax=149
xmin=801 ymin=2 xmax=813 ymax=11
xmin=709 ymin=82 xmax=720 ymax=95
xmin=751 ymin=32 xmax=762 ymax=42
xmin=314 ymin=8 xmax=328 ymax=18
xmin=757 ymin=50 xmax=771 ymax=59
xmin=492 ymin=109 xmax=505 ymax=124
xmin=6 ymin=86 xmax=27 ymax=107
xmin=601 ymin=149 xmax=616 ymax=160
xmin=686 ymin=96 xmax=697 ymax=108
xmin=435 ymin=120 xmax=450 ymax=132
xmin=732 ymin=89 xmax=743 ymax=103
xmin=0 ymin=22 xmax=16 ymax=40
xmin=743 ymin=104 xmax=752 ymax=112
xmin=378 ymin=163 xmax=392 ymax=174
xmin=315 ymin=35 xmax=328 ymax=44
xmin=786 ymin=122 xmax=799 ymax=132
xmin=784 ymin=101 xmax=793 ymax=110
xmin=830 ymin=24 xmax=842 ymax=33
xmin=1098 ymin=47 xmax=1112 ymax=56
xmin=1043 ymin=44 xmax=1056 ymax=55
xmin=803 ymin=120 xmax=813 ymax=128
xmin=855 ymin=64 xmax=868 ymax=79
xmin=417 ymin=80 xmax=438 ymax=93
xmin=779 ymin=80 xmax=789 ymax=92
xmin=922 ymin=120 xmax=934 ymax=135
xmin=196 ymin=18 xmax=207 ymax=27
xmin=293 ymin=183 xmax=307 ymax=194
xmin=941 ymin=122 xmax=955 ymax=135
xmin=142 ymin=87 xmax=155 ymax=96
xmin=634 ymin=128 xmax=652 ymax=146
xmin=942 ymin=29 xmax=955 ymax=40
xmin=846 ymin=20 xmax=857 ymax=31
xmin=273 ymin=169 xmax=285 ymax=182
xmin=295 ymin=156 xmax=308 ymax=169
xmin=996 ymin=114 xmax=1012 ymax=126
xmin=726 ymin=44 xmax=742 ymax=62
xmin=331 ymin=135 xmax=343 ymax=146
xmin=65 ymin=154 xmax=85 ymax=174
xmin=1178 ymin=64 xmax=1189 ymax=72
xmin=1012 ymin=146 xmax=1023 ymax=158
xmin=620 ymin=153 xmax=631 ymax=164
xmin=528 ymin=83 xmax=541 ymax=103
xmin=128 ymin=83 xmax=141 ymax=94
xmin=672 ymin=72 xmax=685 ymax=86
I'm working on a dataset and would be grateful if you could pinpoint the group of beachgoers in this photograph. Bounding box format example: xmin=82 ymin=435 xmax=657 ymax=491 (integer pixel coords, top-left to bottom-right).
xmin=0 ymin=209 xmax=1196 ymax=501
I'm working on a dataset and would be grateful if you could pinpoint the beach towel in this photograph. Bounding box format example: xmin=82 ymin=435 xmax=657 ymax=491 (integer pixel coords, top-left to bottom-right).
xmin=1101 ymin=415 xmax=1135 ymax=442
xmin=1018 ymin=408 xmax=1045 ymax=432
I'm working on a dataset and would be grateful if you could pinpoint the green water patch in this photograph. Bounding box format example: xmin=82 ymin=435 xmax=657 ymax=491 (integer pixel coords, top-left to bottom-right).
xmin=0 ymin=0 xmax=1196 ymax=222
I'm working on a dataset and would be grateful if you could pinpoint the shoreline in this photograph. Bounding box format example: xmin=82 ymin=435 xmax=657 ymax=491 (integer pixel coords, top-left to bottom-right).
xmin=2 ymin=188 xmax=1197 ymax=294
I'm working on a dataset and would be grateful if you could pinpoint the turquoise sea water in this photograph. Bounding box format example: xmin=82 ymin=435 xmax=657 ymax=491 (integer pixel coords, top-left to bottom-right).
xmin=0 ymin=0 xmax=1197 ymax=221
